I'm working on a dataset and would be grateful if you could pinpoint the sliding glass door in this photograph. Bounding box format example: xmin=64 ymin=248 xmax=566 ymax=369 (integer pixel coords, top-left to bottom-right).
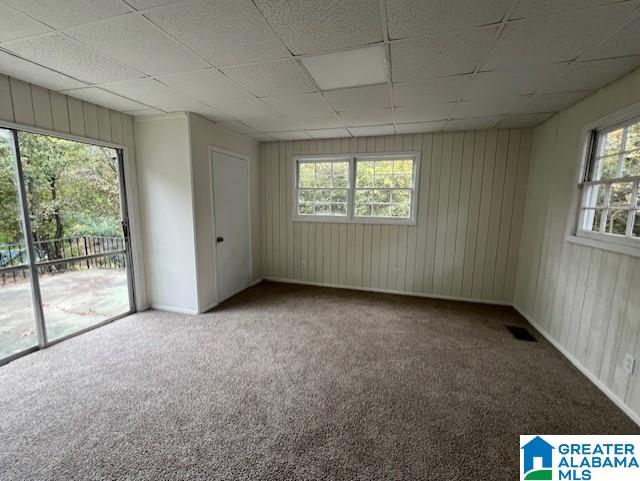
xmin=0 ymin=127 xmax=134 ymax=363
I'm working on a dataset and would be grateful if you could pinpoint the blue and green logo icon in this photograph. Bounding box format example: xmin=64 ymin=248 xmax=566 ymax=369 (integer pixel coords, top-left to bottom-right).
xmin=521 ymin=436 xmax=555 ymax=480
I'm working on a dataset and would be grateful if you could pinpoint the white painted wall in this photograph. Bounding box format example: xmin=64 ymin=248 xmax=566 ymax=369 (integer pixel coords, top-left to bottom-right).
xmin=187 ymin=113 xmax=261 ymax=312
xmin=134 ymin=114 xmax=198 ymax=313
xmin=260 ymin=130 xmax=531 ymax=304
xmin=0 ymin=75 xmax=147 ymax=310
xmin=514 ymin=67 xmax=640 ymax=422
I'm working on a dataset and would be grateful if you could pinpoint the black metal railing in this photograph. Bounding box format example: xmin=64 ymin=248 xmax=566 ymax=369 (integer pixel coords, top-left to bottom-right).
xmin=0 ymin=236 xmax=126 ymax=285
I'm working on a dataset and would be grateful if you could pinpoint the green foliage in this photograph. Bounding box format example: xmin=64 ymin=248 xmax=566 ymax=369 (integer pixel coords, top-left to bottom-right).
xmin=0 ymin=130 xmax=122 ymax=252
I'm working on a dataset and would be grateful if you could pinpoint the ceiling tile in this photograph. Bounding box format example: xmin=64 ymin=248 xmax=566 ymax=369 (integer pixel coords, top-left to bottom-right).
xmin=348 ymin=125 xmax=395 ymax=137
xmin=454 ymin=94 xmax=525 ymax=117
xmin=394 ymin=75 xmax=471 ymax=107
xmin=127 ymin=0 xmax=178 ymax=9
xmin=301 ymin=45 xmax=388 ymax=90
xmin=514 ymin=90 xmax=593 ymax=114
xmin=466 ymin=64 xmax=569 ymax=99
xmin=324 ymin=84 xmax=391 ymax=111
xmin=295 ymin=117 xmax=346 ymax=129
xmin=444 ymin=116 xmax=504 ymax=131
xmin=144 ymin=0 xmax=289 ymax=66
xmin=241 ymin=116 xmax=300 ymax=132
xmin=498 ymin=113 xmax=553 ymax=128
xmin=216 ymin=121 xmax=256 ymax=134
xmin=394 ymin=121 xmax=446 ymax=134
xmin=64 ymin=14 xmax=208 ymax=76
xmin=262 ymin=93 xmax=336 ymax=119
xmin=546 ymin=57 xmax=640 ymax=93
xmin=0 ymin=4 xmax=50 ymax=42
xmin=395 ymin=104 xmax=457 ymax=123
xmin=104 ymin=78 xmax=197 ymax=109
xmin=167 ymin=104 xmax=233 ymax=122
xmin=62 ymin=87 xmax=147 ymax=111
xmin=222 ymin=59 xmax=316 ymax=97
xmin=511 ymin=0 xmax=623 ymax=19
xmin=0 ymin=50 xmax=86 ymax=91
xmin=249 ymin=132 xmax=276 ymax=141
xmin=386 ymin=0 xmax=511 ymax=39
xmin=253 ymin=0 xmax=382 ymax=54
xmin=2 ymin=0 xmax=131 ymax=29
xmin=338 ymin=109 xmax=394 ymax=126
xmin=483 ymin=3 xmax=637 ymax=69
xmin=391 ymin=26 xmax=498 ymax=82
xmin=588 ymin=16 xmax=640 ymax=60
xmin=306 ymin=128 xmax=351 ymax=139
xmin=126 ymin=108 xmax=166 ymax=116
xmin=3 ymin=33 xmax=143 ymax=84
xmin=158 ymin=69 xmax=276 ymax=118
xmin=266 ymin=131 xmax=313 ymax=140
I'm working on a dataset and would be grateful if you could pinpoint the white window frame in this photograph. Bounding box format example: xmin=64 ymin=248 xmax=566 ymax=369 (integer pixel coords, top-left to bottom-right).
xmin=575 ymin=114 xmax=640 ymax=251
xmin=292 ymin=151 xmax=421 ymax=225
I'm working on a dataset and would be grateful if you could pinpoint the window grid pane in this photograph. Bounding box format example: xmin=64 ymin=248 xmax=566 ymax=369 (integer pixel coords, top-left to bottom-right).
xmin=354 ymin=158 xmax=414 ymax=219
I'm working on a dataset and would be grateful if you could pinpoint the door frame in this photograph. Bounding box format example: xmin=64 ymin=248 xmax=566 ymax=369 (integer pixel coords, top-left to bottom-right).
xmin=208 ymin=145 xmax=253 ymax=306
xmin=0 ymin=121 xmax=137 ymax=366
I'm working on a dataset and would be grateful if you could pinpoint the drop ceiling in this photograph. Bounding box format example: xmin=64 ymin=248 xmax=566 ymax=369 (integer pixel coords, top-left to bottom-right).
xmin=0 ymin=0 xmax=639 ymax=141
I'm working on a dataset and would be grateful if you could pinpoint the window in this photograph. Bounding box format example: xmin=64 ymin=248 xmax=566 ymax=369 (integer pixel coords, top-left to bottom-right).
xmin=293 ymin=153 xmax=419 ymax=224
xmin=577 ymin=116 xmax=640 ymax=247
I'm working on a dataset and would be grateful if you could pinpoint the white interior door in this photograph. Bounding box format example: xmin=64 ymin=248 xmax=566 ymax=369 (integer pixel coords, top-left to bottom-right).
xmin=211 ymin=150 xmax=251 ymax=303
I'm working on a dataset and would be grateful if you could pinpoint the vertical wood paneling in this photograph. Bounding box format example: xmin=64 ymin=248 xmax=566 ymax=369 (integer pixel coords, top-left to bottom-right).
xmin=0 ymin=75 xmax=13 ymax=121
xmin=261 ymin=128 xmax=531 ymax=303
xmin=82 ymin=102 xmax=99 ymax=139
xmin=10 ymin=79 xmax=34 ymax=125
xmin=67 ymin=96 xmax=85 ymax=136
xmin=96 ymin=106 xmax=112 ymax=141
xmin=31 ymin=85 xmax=53 ymax=130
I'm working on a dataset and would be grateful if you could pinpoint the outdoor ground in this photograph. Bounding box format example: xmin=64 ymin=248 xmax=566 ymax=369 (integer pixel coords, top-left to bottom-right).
xmin=0 ymin=269 xmax=130 ymax=358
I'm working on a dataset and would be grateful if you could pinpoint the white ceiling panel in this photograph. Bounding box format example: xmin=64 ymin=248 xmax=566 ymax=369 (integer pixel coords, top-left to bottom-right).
xmin=222 ymin=59 xmax=316 ymax=97
xmin=386 ymin=0 xmax=511 ymax=39
xmin=301 ymin=45 xmax=388 ymax=90
xmin=306 ymin=128 xmax=351 ymax=139
xmin=0 ymin=4 xmax=50 ymax=42
xmin=125 ymin=108 xmax=166 ymax=116
xmin=242 ymin=116 xmax=300 ymax=132
xmin=103 ymin=78 xmax=198 ymax=109
xmin=2 ymin=0 xmax=131 ymax=29
xmin=144 ymin=0 xmax=289 ymax=66
xmin=394 ymin=75 xmax=471 ymax=107
xmin=454 ymin=94 xmax=525 ymax=118
xmin=216 ymin=121 xmax=256 ymax=134
xmin=511 ymin=0 xmax=624 ymax=19
xmin=65 ymin=14 xmax=208 ymax=76
xmin=515 ymin=90 xmax=593 ymax=114
xmin=483 ymin=3 xmax=637 ymax=69
xmin=445 ymin=116 xmax=505 ymax=131
xmin=2 ymin=33 xmax=143 ymax=84
xmin=262 ymin=93 xmax=336 ymax=119
xmin=324 ymin=84 xmax=391 ymax=111
xmin=395 ymin=103 xmax=457 ymax=123
xmin=466 ymin=64 xmax=569 ymax=99
xmin=498 ymin=113 xmax=553 ymax=128
xmin=391 ymin=26 xmax=498 ymax=82
xmin=348 ymin=125 xmax=395 ymax=136
xmin=266 ymin=131 xmax=313 ymax=140
xmin=546 ymin=57 xmax=640 ymax=93
xmin=253 ymin=0 xmax=382 ymax=54
xmin=249 ymin=132 xmax=276 ymax=141
xmin=158 ymin=69 xmax=276 ymax=118
xmin=295 ymin=116 xmax=346 ymax=129
xmin=588 ymin=16 xmax=640 ymax=60
xmin=62 ymin=87 xmax=147 ymax=111
xmin=394 ymin=121 xmax=446 ymax=134
xmin=0 ymin=50 xmax=86 ymax=91
xmin=127 ymin=0 xmax=178 ymax=9
xmin=338 ymin=109 xmax=394 ymax=126
xmin=166 ymin=104 xmax=233 ymax=121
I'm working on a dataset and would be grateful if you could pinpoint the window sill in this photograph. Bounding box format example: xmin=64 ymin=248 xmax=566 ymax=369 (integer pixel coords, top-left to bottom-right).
xmin=566 ymin=234 xmax=640 ymax=258
xmin=293 ymin=216 xmax=416 ymax=226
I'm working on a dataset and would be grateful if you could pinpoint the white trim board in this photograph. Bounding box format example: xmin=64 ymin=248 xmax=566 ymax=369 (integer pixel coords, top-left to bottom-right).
xmin=149 ymin=304 xmax=199 ymax=315
xmin=514 ymin=304 xmax=640 ymax=428
xmin=263 ymin=277 xmax=512 ymax=306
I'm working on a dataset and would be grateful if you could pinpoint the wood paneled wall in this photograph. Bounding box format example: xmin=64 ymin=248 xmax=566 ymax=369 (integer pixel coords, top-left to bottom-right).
xmin=260 ymin=129 xmax=532 ymax=303
xmin=514 ymin=67 xmax=640 ymax=422
xmin=0 ymin=75 xmax=147 ymax=309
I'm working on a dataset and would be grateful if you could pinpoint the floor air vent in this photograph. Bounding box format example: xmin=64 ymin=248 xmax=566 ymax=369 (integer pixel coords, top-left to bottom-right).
xmin=506 ymin=325 xmax=538 ymax=342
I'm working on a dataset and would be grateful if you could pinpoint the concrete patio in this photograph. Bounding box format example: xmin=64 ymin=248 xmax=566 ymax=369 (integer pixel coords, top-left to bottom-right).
xmin=0 ymin=269 xmax=130 ymax=359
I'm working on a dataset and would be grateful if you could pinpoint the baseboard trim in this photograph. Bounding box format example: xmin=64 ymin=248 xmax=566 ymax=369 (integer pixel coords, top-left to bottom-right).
xmin=263 ymin=276 xmax=512 ymax=306
xmin=251 ymin=277 xmax=264 ymax=286
xmin=514 ymin=304 xmax=640 ymax=428
xmin=149 ymin=303 xmax=199 ymax=315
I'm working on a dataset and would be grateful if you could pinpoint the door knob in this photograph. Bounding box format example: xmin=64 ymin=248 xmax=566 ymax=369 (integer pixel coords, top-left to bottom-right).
xmin=216 ymin=236 xmax=224 ymax=243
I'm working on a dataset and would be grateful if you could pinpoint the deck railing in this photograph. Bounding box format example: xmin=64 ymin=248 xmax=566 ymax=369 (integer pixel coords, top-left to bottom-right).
xmin=0 ymin=235 xmax=126 ymax=285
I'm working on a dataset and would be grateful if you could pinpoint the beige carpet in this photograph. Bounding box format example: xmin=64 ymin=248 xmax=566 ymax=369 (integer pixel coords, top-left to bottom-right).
xmin=0 ymin=281 xmax=637 ymax=480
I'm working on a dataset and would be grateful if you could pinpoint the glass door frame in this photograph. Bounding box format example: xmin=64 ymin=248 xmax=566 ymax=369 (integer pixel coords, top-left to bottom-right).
xmin=0 ymin=124 xmax=136 ymax=366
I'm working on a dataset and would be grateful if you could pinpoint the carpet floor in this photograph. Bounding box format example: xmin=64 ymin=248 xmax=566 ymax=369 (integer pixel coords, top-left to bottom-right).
xmin=0 ymin=281 xmax=637 ymax=480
